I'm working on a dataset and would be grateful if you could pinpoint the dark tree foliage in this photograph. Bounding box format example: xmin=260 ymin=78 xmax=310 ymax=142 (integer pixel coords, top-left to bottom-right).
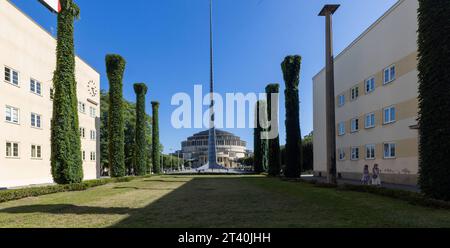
xmin=100 ymin=91 xmax=152 ymax=176
xmin=281 ymin=56 xmax=303 ymax=178
xmin=51 ymin=0 xmax=83 ymax=184
xmin=133 ymin=83 xmax=148 ymax=176
xmin=417 ymin=0 xmax=450 ymax=200
xmin=253 ymin=101 xmax=265 ymax=173
xmin=266 ymin=84 xmax=282 ymax=176
xmin=106 ymin=54 xmax=126 ymax=177
xmin=152 ymin=102 xmax=161 ymax=174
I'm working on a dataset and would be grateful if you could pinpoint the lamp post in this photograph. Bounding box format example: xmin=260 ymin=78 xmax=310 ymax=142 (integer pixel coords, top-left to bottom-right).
xmin=319 ymin=4 xmax=340 ymax=185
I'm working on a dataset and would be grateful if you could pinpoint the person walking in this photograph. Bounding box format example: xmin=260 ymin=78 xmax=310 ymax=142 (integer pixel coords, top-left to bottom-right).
xmin=372 ymin=164 xmax=381 ymax=186
xmin=361 ymin=165 xmax=371 ymax=185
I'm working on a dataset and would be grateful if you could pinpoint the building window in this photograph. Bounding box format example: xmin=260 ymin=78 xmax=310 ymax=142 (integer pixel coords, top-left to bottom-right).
xmin=383 ymin=106 xmax=396 ymax=124
xmin=31 ymin=145 xmax=42 ymax=159
xmin=351 ymin=118 xmax=359 ymax=133
xmin=384 ymin=65 xmax=396 ymax=84
xmin=5 ymin=66 xmax=19 ymax=86
xmin=80 ymin=127 xmax=86 ymax=138
xmin=384 ymin=143 xmax=396 ymax=159
xmin=82 ymin=151 xmax=86 ymax=161
xmin=365 ymin=77 xmax=375 ymax=94
xmin=6 ymin=142 xmax=19 ymax=158
xmin=31 ymin=113 xmax=42 ymax=128
xmin=351 ymin=147 xmax=360 ymax=161
xmin=30 ymin=79 xmax=42 ymax=95
xmin=50 ymin=88 xmax=54 ymax=100
xmin=350 ymin=86 xmax=359 ymax=101
xmin=5 ymin=106 xmax=19 ymax=124
xmin=89 ymin=107 xmax=96 ymax=118
xmin=366 ymin=144 xmax=376 ymax=160
xmin=90 ymin=152 xmax=96 ymax=161
xmin=338 ymin=94 xmax=345 ymax=107
xmin=338 ymin=122 xmax=346 ymax=136
xmin=78 ymin=102 xmax=86 ymax=113
xmin=90 ymin=130 xmax=96 ymax=140
xmin=338 ymin=148 xmax=346 ymax=161
xmin=365 ymin=113 xmax=376 ymax=129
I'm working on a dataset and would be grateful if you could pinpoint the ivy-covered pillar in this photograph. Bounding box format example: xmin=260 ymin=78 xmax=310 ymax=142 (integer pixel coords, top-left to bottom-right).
xmin=151 ymin=101 xmax=161 ymax=174
xmin=106 ymin=54 xmax=126 ymax=177
xmin=282 ymin=56 xmax=303 ymax=178
xmin=51 ymin=0 xmax=83 ymax=184
xmin=133 ymin=83 xmax=148 ymax=176
xmin=266 ymin=84 xmax=282 ymax=176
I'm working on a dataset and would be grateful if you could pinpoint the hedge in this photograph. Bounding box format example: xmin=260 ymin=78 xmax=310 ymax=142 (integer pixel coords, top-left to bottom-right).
xmin=266 ymin=84 xmax=281 ymax=176
xmin=151 ymin=102 xmax=161 ymax=174
xmin=281 ymin=56 xmax=303 ymax=178
xmin=51 ymin=0 xmax=83 ymax=184
xmin=417 ymin=0 xmax=450 ymax=201
xmin=0 ymin=177 xmax=136 ymax=204
xmin=106 ymin=54 xmax=126 ymax=177
xmin=133 ymin=83 xmax=148 ymax=176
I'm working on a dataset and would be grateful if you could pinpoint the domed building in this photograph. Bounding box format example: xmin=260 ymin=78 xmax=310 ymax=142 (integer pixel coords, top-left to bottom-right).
xmin=181 ymin=130 xmax=248 ymax=168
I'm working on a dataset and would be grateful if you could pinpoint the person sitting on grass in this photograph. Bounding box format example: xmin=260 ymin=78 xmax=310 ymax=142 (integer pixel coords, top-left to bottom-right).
xmin=372 ymin=164 xmax=382 ymax=187
xmin=361 ymin=165 xmax=371 ymax=185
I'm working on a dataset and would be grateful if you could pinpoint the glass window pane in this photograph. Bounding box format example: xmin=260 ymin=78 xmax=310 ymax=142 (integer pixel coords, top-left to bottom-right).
xmin=12 ymin=71 xmax=18 ymax=85
xmin=390 ymin=66 xmax=396 ymax=80
xmin=5 ymin=67 xmax=11 ymax=82
xmin=6 ymin=143 xmax=11 ymax=157
xmin=391 ymin=108 xmax=396 ymax=122
xmin=13 ymin=143 xmax=18 ymax=157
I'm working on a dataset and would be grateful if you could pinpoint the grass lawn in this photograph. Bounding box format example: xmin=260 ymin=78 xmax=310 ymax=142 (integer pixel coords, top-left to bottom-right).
xmin=0 ymin=175 xmax=450 ymax=228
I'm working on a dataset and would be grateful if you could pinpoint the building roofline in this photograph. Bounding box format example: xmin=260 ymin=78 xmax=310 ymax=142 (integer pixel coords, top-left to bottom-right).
xmin=5 ymin=0 xmax=100 ymax=75
xmin=313 ymin=0 xmax=405 ymax=81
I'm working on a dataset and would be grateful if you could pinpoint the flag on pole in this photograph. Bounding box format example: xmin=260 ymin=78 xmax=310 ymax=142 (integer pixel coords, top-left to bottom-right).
xmin=38 ymin=0 xmax=61 ymax=13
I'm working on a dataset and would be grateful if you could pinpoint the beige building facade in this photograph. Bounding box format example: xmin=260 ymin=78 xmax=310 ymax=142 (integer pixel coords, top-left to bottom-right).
xmin=0 ymin=0 xmax=100 ymax=188
xmin=313 ymin=0 xmax=419 ymax=185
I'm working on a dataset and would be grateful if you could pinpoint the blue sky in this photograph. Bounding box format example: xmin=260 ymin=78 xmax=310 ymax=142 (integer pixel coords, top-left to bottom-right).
xmin=12 ymin=0 xmax=397 ymax=153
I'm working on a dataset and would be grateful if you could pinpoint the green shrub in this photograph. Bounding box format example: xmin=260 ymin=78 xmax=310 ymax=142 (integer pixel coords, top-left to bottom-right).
xmin=133 ymin=83 xmax=148 ymax=176
xmin=106 ymin=54 xmax=126 ymax=177
xmin=417 ymin=0 xmax=450 ymax=201
xmin=281 ymin=56 xmax=303 ymax=178
xmin=51 ymin=0 xmax=83 ymax=184
xmin=0 ymin=177 xmax=137 ymax=204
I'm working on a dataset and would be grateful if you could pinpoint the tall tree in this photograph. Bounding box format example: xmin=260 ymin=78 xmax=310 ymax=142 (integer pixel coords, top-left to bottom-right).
xmin=106 ymin=54 xmax=126 ymax=177
xmin=282 ymin=56 xmax=303 ymax=178
xmin=133 ymin=83 xmax=148 ymax=176
xmin=266 ymin=84 xmax=282 ymax=176
xmin=253 ymin=101 xmax=265 ymax=173
xmin=417 ymin=0 xmax=450 ymax=201
xmin=51 ymin=0 xmax=83 ymax=184
xmin=152 ymin=101 xmax=161 ymax=174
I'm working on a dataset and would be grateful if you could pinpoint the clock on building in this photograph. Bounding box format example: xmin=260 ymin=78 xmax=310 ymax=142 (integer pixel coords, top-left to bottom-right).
xmin=87 ymin=80 xmax=98 ymax=97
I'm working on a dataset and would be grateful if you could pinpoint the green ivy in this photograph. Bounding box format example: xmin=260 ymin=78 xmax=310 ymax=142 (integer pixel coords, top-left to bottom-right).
xmin=266 ymin=84 xmax=282 ymax=176
xmin=106 ymin=55 xmax=126 ymax=177
xmin=281 ymin=56 xmax=303 ymax=178
xmin=253 ymin=100 xmax=268 ymax=173
xmin=133 ymin=83 xmax=148 ymax=176
xmin=417 ymin=0 xmax=450 ymax=201
xmin=152 ymin=102 xmax=161 ymax=174
xmin=50 ymin=0 xmax=83 ymax=184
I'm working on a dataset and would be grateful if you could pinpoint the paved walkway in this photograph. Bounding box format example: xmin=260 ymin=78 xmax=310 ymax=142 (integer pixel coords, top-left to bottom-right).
xmin=302 ymin=176 xmax=420 ymax=193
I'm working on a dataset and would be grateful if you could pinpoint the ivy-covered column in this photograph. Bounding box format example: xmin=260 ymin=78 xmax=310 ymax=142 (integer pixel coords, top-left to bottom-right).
xmin=282 ymin=56 xmax=303 ymax=178
xmin=106 ymin=54 xmax=126 ymax=177
xmin=417 ymin=0 xmax=450 ymax=201
xmin=51 ymin=0 xmax=83 ymax=184
xmin=151 ymin=101 xmax=161 ymax=174
xmin=266 ymin=84 xmax=282 ymax=176
xmin=133 ymin=83 xmax=148 ymax=176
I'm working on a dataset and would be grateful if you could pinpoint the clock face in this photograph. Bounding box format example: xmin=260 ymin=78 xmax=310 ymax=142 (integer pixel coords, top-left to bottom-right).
xmin=87 ymin=80 xmax=98 ymax=97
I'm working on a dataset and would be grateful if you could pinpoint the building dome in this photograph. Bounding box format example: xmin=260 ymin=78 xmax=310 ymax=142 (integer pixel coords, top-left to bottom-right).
xmin=181 ymin=129 xmax=248 ymax=168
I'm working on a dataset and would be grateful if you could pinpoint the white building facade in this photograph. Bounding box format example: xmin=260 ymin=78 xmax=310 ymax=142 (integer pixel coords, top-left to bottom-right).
xmin=313 ymin=0 xmax=419 ymax=185
xmin=0 ymin=0 xmax=100 ymax=188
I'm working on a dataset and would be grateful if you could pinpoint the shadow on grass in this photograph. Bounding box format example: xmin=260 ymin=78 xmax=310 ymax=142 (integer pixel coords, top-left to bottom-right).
xmin=0 ymin=176 xmax=291 ymax=227
xmin=0 ymin=204 xmax=132 ymax=215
